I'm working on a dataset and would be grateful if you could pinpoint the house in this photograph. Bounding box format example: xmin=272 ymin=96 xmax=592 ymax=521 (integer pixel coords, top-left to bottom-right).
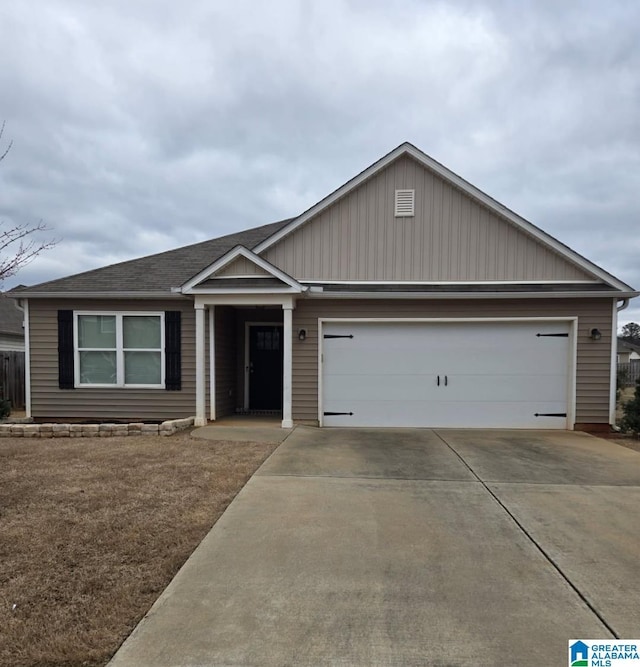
xmin=617 ymin=338 xmax=640 ymax=363
xmin=9 ymin=143 xmax=638 ymax=430
xmin=0 ymin=293 xmax=25 ymax=351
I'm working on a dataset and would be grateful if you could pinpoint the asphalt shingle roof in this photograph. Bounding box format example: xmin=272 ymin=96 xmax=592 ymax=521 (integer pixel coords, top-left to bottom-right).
xmin=0 ymin=294 xmax=24 ymax=335
xmin=10 ymin=219 xmax=292 ymax=295
xmin=618 ymin=338 xmax=640 ymax=355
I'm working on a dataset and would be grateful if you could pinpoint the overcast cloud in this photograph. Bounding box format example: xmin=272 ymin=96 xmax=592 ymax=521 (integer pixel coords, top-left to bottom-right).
xmin=0 ymin=0 xmax=638 ymax=327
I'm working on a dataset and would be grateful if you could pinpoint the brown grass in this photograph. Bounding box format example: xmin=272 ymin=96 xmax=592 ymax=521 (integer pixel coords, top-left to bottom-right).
xmin=0 ymin=433 xmax=278 ymax=667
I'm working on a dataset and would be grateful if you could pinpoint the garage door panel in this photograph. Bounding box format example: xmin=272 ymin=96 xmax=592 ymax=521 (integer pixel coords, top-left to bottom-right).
xmin=323 ymin=399 xmax=569 ymax=429
xmin=322 ymin=320 xmax=571 ymax=429
xmin=324 ymin=348 xmax=439 ymax=376
xmin=324 ymin=373 xmax=568 ymax=404
xmin=443 ymin=374 xmax=568 ymax=402
xmin=324 ymin=323 xmax=569 ymax=376
xmin=455 ymin=341 xmax=568 ymax=375
xmin=324 ymin=373 xmax=441 ymax=402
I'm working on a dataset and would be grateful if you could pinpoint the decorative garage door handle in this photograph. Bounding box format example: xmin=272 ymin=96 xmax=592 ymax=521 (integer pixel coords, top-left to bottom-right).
xmin=536 ymin=333 xmax=569 ymax=337
xmin=323 ymin=412 xmax=354 ymax=416
xmin=437 ymin=376 xmax=449 ymax=386
xmin=534 ymin=413 xmax=567 ymax=417
xmin=323 ymin=334 xmax=354 ymax=339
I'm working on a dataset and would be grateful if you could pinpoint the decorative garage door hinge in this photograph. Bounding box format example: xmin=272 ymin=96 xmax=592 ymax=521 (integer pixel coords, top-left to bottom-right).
xmin=324 ymin=411 xmax=354 ymax=416
xmin=323 ymin=334 xmax=354 ymax=339
xmin=534 ymin=413 xmax=567 ymax=417
xmin=536 ymin=333 xmax=569 ymax=337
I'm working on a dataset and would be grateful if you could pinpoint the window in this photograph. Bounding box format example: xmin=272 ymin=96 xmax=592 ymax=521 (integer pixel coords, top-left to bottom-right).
xmin=75 ymin=313 xmax=164 ymax=387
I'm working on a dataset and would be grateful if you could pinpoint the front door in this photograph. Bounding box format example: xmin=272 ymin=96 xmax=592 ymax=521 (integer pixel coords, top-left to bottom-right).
xmin=248 ymin=325 xmax=283 ymax=410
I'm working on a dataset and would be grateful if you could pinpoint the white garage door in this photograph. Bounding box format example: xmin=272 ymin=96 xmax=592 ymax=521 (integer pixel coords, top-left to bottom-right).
xmin=321 ymin=320 xmax=572 ymax=429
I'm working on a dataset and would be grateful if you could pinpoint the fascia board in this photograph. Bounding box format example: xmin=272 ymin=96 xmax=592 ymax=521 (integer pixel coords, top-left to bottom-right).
xmin=180 ymin=245 xmax=304 ymax=292
xmin=183 ymin=286 xmax=302 ymax=295
xmin=306 ymin=290 xmax=640 ymax=300
xmin=7 ymin=291 xmax=188 ymax=299
xmin=301 ymin=279 xmax=601 ymax=286
xmin=253 ymin=142 xmax=634 ymax=292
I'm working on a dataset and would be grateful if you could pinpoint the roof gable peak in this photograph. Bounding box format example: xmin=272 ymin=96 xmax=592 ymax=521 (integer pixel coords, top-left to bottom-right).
xmin=180 ymin=245 xmax=305 ymax=294
xmin=254 ymin=143 xmax=634 ymax=292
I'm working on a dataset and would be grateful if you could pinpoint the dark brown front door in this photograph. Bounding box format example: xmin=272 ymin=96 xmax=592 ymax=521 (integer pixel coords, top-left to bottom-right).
xmin=249 ymin=325 xmax=283 ymax=410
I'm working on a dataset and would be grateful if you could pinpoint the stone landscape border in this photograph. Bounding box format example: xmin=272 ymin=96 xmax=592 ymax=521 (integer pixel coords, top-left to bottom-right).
xmin=0 ymin=417 xmax=195 ymax=438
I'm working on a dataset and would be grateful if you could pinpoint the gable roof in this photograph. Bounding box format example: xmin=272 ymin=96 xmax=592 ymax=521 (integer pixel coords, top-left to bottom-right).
xmin=181 ymin=245 xmax=305 ymax=294
xmin=10 ymin=219 xmax=291 ymax=297
xmin=253 ymin=142 xmax=635 ymax=292
xmin=0 ymin=293 xmax=24 ymax=336
xmin=618 ymin=338 xmax=640 ymax=355
xmin=7 ymin=143 xmax=638 ymax=299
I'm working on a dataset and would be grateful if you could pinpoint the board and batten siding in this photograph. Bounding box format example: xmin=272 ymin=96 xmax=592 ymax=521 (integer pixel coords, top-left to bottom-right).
xmin=263 ymin=156 xmax=593 ymax=283
xmin=291 ymin=298 xmax=615 ymax=425
xmin=216 ymin=256 xmax=270 ymax=278
xmin=28 ymin=298 xmax=199 ymax=421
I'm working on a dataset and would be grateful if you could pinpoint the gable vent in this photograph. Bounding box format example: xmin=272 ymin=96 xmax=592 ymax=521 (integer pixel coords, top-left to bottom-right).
xmin=395 ymin=189 xmax=415 ymax=217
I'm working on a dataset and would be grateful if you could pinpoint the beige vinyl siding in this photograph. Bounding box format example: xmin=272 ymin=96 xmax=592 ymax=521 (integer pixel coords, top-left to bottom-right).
xmin=264 ymin=156 xmax=594 ymax=283
xmin=215 ymin=306 xmax=236 ymax=417
xmin=292 ymin=298 xmax=615 ymax=425
xmin=29 ymin=298 xmax=197 ymax=421
xmin=215 ymin=257 xmax=270 ymax=278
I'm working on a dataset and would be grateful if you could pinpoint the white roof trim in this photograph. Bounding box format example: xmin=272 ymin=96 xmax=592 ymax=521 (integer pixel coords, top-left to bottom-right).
xmin=253 ymin=142 xmax=634 ymax=292
xmin=307 ymin=290 xmax=639 ymax=300
xmin=7 ymin=291 xmax=187 ymax=299
xmin=181 ymin=245 xmax=305 ymax=294
xmin=183 ymin=287 xmax=302 ymax=295
xmin=301 ymin=279 xmax=601 ymax=286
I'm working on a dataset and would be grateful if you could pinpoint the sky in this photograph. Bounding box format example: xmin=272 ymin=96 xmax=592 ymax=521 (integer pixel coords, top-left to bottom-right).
xmin=0 ymin=0 xmax=639 ymax=329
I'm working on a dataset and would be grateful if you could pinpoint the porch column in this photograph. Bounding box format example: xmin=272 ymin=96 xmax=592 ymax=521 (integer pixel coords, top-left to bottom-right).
xmin=195 ymin=304 xmax=206 ymax=426
xmin=282 ymin=304 xmax=293 ymax=428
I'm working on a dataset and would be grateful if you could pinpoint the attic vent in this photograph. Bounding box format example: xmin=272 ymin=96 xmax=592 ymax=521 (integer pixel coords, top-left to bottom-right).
xmin=395 ymin=189 xmax=415 ymax=217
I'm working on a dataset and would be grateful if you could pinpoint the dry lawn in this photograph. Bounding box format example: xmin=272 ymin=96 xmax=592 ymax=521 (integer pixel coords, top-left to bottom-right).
xmin=0 ymin=433 xmax=278 ymax=667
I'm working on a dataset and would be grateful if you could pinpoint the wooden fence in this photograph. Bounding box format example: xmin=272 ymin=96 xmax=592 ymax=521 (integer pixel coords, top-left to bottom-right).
xmin=618 ymin=360 xmax=640 ymax=387
xmin=1 ymin=351 xmax=25 ymax=411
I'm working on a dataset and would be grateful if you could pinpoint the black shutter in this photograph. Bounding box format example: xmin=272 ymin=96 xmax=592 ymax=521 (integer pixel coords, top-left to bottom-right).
xmin=165 ymin=311 xmax=181 ymax=390
xmin=58 ymin=310 xmax=74 ymax=389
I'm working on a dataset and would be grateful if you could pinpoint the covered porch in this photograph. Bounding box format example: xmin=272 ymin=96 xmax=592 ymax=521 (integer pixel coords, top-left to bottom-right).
xmin=193 ymin=295 xmax=297 ymax=428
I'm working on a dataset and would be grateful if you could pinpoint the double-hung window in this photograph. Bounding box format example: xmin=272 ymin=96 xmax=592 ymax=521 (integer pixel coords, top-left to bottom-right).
xmin=75 ymin=313 xmax=164 ymax=388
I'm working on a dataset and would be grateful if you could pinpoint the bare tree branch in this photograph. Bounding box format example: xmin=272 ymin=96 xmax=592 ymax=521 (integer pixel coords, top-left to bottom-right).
xmin=0 ymin=121 xmax=57 ymax=285
xmin=0 ymin=120 xmax=13 ymax=162
xmin=0 ymin=221 xmax=59 ymax=282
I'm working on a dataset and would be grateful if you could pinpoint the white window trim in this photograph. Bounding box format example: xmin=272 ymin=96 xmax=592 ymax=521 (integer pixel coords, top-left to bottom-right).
xmin=74 ymin=311 xmax=165 ymax=389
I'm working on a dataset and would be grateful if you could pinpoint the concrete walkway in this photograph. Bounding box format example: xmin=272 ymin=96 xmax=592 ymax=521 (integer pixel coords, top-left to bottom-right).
xmin=190 ymin=419 xmax=291 ymax=444
xmin=108 ymin=428 xmax=640 ymax=667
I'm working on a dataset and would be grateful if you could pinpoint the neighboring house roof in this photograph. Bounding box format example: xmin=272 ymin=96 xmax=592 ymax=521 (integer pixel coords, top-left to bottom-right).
xmin=0 ymin=293 xmax=24 ymax=336
xmin=618 ymin=338 xmax=640 ymax=355
xmin=9 ymin=219 xmax=291 ymax=297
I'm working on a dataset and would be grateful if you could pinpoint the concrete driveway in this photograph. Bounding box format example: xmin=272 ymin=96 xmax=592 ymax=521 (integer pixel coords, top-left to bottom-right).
xmin=109 ymin=428 xmax=640 ymax=667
